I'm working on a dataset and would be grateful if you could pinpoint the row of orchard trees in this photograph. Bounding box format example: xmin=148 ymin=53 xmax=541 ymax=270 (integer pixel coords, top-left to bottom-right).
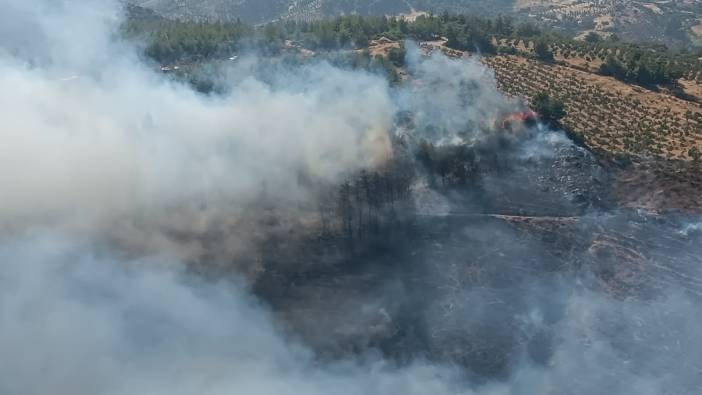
xmin=546 ymin=32 xmax=700 ymax=84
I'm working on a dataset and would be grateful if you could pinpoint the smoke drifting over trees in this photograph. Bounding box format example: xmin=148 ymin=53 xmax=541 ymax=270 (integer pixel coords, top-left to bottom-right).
xmin=1 ymin=1 xmax=701 ymax=395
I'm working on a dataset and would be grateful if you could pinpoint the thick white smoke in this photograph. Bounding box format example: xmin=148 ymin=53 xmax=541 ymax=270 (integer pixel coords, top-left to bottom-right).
xmin=0 ymin=0 xmax=392 ymax=227
xmin=398 ymin=43 xmax=510 ymax=145
xmin=0 ymin=0 xmax=398 ymax=270
xmin=0 ymin=233 xmax=477 ymax=395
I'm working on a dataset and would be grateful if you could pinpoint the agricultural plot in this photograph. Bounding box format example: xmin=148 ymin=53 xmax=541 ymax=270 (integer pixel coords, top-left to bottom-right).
xmin=483 ymin=55 xmax=702 ymax=160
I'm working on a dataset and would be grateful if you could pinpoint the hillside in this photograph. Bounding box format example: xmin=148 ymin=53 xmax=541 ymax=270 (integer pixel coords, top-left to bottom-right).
xmin=5 ymin=2 xmax=702 ymax=394
xmin=129 ymin=0 xmax=289 ymax=22
xmin=129 ymin=0 xmax=702 ymax=48
xmin=522 ymin=0 xmax=702 ymax=49
xmin=125 ymin=0 xmax=522 ymax=22
xmin=484 ymin=52 xmax=702 ymax=160
xmin=128 ymin=0 xmax=414 ymax=22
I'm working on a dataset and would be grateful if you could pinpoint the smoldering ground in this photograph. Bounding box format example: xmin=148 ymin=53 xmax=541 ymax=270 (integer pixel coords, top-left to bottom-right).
xmin=1 ymin=1 xmax=702 ymax=394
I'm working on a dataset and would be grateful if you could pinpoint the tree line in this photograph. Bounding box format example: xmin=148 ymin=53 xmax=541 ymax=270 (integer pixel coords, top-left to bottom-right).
xmin=123 ymin=12 xmax=702 ymax=86
xmin=315 ymin=161 xmax=415 ymax=239
xmin=598 ymin=50 xmax=686 ymax=87
xmin=123 ymin=19 xmax=253 ymax=63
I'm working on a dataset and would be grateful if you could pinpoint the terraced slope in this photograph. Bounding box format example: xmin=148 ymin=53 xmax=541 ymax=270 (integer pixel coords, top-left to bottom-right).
xmin=483 ymin=55 xmax=702 ymax=160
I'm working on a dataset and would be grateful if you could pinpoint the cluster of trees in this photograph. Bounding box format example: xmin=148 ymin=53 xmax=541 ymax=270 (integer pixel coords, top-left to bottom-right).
xmin=282 ymin=12 xmax=522 ymax=53
xmin=321 ymin=127 xmax=539 ymax=238
xmin=320 ymin=166 xmax=414 ymax=238
xmin=533 ymin=38 xmax=554 ymax=61
xmin=416 ymin=140 xmax=479 ymax=187
xmin=124 ymin=13 xmax=523 ymax=61
xmin=440 ymin=14 xmax=518 ymax=53
xmin=531 ymin=92 xmax=566 ymax=125
xmin=124 ymin=11 xmax=701 ymax=86
xmin=545 ymin=32 xmax=699 ymax=85
xmin=289 ymin=15 xmax=402 ymax=49
xmin=324 ymin=135 xmax=515 ymax=238
xmin=598 ymin=51 xmax=685 ymax=86
xmin=124 ymin=19 xmax=252 ymax=63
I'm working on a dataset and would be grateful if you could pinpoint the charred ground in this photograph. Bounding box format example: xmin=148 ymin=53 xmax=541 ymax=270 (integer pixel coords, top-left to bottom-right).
xmin=246 ymin=116 xmax=702 ymax=385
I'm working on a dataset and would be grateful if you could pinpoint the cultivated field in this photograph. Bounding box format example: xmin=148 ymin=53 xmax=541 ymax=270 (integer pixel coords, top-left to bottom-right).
xmin=483 ymin=55 xmax=702 ymax=160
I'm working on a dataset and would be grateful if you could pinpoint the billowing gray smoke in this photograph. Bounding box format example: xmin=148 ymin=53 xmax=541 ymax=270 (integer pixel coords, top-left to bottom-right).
xmin=0 ymin=0 xmax=395 ymax=269
xmin=1 ymin=1 xmax=701 ymax=394
xmin=0 ymin=233 xmax=474 ymax=395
